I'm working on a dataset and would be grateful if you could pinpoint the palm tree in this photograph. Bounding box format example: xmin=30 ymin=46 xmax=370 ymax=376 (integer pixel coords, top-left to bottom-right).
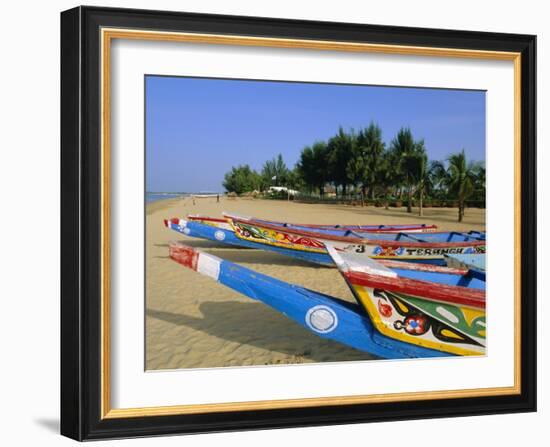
xmin=261 ymin=154 xmax=289 ymax=189
xmin=356 ymin=122 xmax=385 ymax=199
xmin=297 ymin=141 xmax=330 ymax=196
xmin=414 ymin=144 xmax=429 ymax=216
xmin=446 ymin=149 xmax=475 ymax=222
xmin=427 ymin=160 xmax=448 ymax=200
xmin=390 ymin=128 xmax=426 ymax=213
xmin=470 ymin=162 xmax=486 ymax=206
xmin=346 ymin=134 xmax=367 ymax=202
xmin=328 ymin=127 xmax=354 ymax=197
xmin=376 ymin=151 xmax=395 ymax=209
xmin=286 ymin=167 xmax=304 ymax=192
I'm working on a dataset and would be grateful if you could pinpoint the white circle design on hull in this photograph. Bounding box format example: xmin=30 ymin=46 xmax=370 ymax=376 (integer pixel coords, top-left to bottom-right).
xmin=183 ymin=227 xmax=191 ymax=235
xmin=305 ymin=305 xmax=338 ymax=334
xmin=214 ymin=230 xmax=226 ymax=241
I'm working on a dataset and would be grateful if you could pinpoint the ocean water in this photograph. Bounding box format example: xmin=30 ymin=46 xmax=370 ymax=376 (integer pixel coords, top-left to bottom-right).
xmin=146 ymin=192 xmax=221 ymax=203
xmin=146 ymin=192 xmax=186 ymax=203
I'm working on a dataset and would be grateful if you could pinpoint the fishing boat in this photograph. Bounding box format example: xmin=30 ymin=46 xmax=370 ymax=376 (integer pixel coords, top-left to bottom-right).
xmin=168 ymin=242 xmax=485 ymax=358
xmin=164 ymin=217 xmax=333 ymax=265
xmin=185 ymin=215 xmax=233 ymax=230
xmin=165 ymin=216 xmax=485 ymax=266
xmin=225 ymin=214 xmax=486 ymax=266
xmin=187 ymin=213 xmax=438 ymax=233
xmin=328 ymin=245 xmax=486 ymax=356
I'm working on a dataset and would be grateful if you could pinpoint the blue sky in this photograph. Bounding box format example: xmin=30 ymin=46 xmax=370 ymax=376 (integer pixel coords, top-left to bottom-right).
xmin=146 ymin=76 xmax=485 ymax=193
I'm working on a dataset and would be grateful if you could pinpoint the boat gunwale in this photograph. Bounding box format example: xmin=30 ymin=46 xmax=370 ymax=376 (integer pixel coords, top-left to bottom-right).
xmin=190 ymin=214 xmax=438 ymax=232
xmin=344 ymin=271 xmax=486 ymax=309
xmin=228 ymin=216 xmax=486 ymax=248
xmin=187 ymin=215 xmax=228 ymax=224
xmin=377 ymin=259 xmax=470 ymax=275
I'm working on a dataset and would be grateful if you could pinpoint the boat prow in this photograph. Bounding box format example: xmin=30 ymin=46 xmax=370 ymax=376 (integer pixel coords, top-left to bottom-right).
xmin=222 ymin=211 xmax=439 ymax=233
xmin=169 ymin=242 xmax=450 ymax=359
xmin=325 ymin=243 xmax=486 ymax=356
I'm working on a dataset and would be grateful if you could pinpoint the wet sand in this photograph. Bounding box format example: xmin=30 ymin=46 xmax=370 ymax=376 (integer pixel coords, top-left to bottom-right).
xmin=146 ymin=196 xmax=485 ymax=370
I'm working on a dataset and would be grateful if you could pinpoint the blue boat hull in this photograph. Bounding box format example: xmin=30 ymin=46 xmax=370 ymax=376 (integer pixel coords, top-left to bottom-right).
xmin=165 ymin=220 xmax=467 ymax=267
xmin=166 ymin=219 xmax=334 ymax=266
xmin=169 ymin=243 xmax=451 ymax=359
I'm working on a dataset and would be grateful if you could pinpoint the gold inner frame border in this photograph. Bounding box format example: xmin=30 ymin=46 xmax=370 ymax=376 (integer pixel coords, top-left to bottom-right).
xmin=99 ymin=27 xmax=522 ymax=419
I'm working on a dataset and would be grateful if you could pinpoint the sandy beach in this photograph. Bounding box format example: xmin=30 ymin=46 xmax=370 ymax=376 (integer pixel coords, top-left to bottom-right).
xmin=146 ymin=197 xmax=486 ymax=370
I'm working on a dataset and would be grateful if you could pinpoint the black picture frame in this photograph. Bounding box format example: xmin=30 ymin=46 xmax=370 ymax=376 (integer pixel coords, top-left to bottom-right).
xmin=61 ymin=5 xmax=536 ymax=441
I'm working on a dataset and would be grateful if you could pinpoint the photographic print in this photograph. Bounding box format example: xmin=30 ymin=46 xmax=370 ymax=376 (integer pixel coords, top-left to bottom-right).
xmin=145 ymin=76 xmax=486 ymax=369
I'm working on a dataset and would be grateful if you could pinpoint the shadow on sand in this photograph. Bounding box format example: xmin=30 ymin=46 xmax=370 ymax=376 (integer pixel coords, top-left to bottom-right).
xmin=204 ymin=248 xmax=327 ymax=268
xmin=155 ymin=239 xmax=237 ymax=250
xmin=156 ymin=240 xmax=328 ymax=268
xmin=147 ymin=302 xmax=372 ymax=364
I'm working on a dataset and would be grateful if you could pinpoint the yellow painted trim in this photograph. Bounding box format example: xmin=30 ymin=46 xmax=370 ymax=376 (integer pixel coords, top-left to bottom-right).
xmin=353 ymin=286 xmax=484 ymax=356
xmin=230 ymin=222 xmax=327 ymax=253
xmin=235 ymin=234 xmax=326 ymax=253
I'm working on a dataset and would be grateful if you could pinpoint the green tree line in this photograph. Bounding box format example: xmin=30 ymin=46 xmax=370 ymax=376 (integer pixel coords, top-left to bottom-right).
xmin=222 ymin=124 xmax=485 ymax=222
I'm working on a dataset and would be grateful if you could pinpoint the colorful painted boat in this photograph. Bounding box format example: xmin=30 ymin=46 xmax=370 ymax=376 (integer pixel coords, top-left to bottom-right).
xmin=226 ymin=215 xmax=486 ymax=265
xmin=168 ymin=242 xmax=485 ymax=358
xmin=164 ymin=217 xmax=334 ymax=265
xmin=185 ymin=215 xmax=233 ymax=230
xmin=165 ymin=217 xmax=485 ymax=266
xmin=188 ymin=213 xmax=438 ymax=233
xmin=328 ymin=245 xmax=486 ymax=356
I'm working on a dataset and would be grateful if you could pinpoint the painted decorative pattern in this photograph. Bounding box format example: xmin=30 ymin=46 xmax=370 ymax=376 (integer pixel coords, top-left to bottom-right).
xmin=339 ymin=243 xmax=486 ymax=259
xmin=232 ymin=220 xmax=486 ymax=261
xmin=233 ymin=222 xmax=327 ymax=253
xmin=353 ymin=285 xmax=486 ymax=356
